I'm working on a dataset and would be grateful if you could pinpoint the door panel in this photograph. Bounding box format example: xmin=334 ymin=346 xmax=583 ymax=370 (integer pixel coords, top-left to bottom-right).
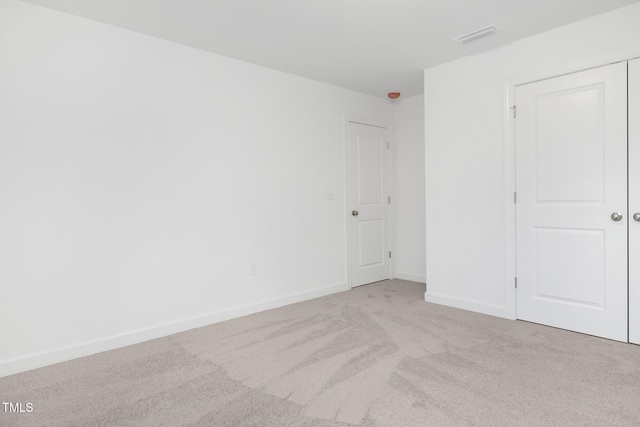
xmin=534 ymin=228 xmax=604 ymax=307
xmin=535 ymin=86 xmax=603 ymax=202
xmin=630 ymin=58 xmax=640 ymax=345
xmin=358 ymin=220 xmax=384 ymax=267
xmin=347 ymin=122 xmax=390 ymax=287
xmin=516 ymin=62 xmax=628 ymax=342
xmin=356 ymin=137 xmax=384 ymax=205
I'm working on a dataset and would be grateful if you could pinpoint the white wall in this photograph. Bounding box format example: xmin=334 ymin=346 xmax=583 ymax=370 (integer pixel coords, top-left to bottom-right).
xmin=392 ymin=95 xmax=426 ymax=283
xmin=424 ymin=3 xmax=640 ymax=318
xmin=0 ymin=0 xmax=393 ymax=376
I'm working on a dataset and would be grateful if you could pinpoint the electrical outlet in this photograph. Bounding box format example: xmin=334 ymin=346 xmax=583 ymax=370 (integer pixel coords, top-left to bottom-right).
xmin=249 ymin=262 xmax=257 ymax=276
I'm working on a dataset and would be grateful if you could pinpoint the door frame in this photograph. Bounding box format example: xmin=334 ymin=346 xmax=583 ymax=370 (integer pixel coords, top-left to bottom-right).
xmin=504 ymin=48 xmax=640 ymax=320
xmin=629 ymin=58 xmax=640 ymax=344
xmin=344 ymin=114 xmax=394 ymax=290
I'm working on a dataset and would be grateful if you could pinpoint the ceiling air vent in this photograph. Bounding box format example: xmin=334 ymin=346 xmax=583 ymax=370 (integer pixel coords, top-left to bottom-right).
xmin=453 ymin=25 xmax=499 ymax=45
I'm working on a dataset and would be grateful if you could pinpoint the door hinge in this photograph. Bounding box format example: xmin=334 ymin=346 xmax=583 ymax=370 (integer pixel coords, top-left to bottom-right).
xmin=511 ymin=105 xmax=516 ymax=118
xmin=514 ymin=192 xmax=517 ymax=204
xmin=388 ymin=196 xmax=391 ymax=204
xmin=515 ymin=277 xmax=517 ymax=288
xmin=389 ymin=251 xmax=392 ymax=259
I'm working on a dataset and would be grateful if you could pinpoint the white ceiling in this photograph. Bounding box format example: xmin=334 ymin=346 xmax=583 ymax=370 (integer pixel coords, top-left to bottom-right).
xmin=20 ymin=0 xmax=640 ymax=98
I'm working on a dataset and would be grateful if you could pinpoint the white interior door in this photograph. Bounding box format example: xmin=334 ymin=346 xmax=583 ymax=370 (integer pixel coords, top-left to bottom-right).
xmin=630 ymin=58 xmax=640 ymax=345
xmin=347 ymin=121 xmax=390 ymax=287
xmin=515 ymin=62 xmax=628 ymax=342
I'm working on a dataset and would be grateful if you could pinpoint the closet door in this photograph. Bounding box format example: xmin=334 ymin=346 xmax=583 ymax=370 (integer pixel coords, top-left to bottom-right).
xmin=630 ymin=58 xmax=640 ymax=345
xmin=515 ymin=62 xmax=628 ymax=342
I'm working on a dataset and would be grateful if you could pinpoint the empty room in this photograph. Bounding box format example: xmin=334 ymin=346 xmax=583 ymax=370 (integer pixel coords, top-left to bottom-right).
xmin=2 ymin=0 xmax=640 ymax=425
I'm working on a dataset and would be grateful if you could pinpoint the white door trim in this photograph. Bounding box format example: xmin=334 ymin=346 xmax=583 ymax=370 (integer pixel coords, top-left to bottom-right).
xmin=344 ymin=114 xmax=394 ymax=289
xmin=504 ymin=48 xmax=640 ymax=320
xmin=629 ymin=58 xmax=640 ymax=344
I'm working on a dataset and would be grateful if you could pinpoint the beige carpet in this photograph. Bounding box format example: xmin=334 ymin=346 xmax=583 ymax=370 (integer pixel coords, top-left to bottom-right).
xmin=2 ymin=279 xmax=640 ymax=426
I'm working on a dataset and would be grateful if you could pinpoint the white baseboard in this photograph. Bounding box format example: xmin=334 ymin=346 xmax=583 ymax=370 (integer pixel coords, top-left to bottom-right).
xmin=394 ymin=271 xmax=426 ymax=283
xmin=424 ymin=291 xmax=508 ymax=319
xmin=0 ymin=282 xmax=347 ymax=378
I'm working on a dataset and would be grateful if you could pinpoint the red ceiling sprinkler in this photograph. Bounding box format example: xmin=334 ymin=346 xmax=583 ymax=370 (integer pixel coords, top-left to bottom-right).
xmin=387 ymin=92 xmax=401 ymax=100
